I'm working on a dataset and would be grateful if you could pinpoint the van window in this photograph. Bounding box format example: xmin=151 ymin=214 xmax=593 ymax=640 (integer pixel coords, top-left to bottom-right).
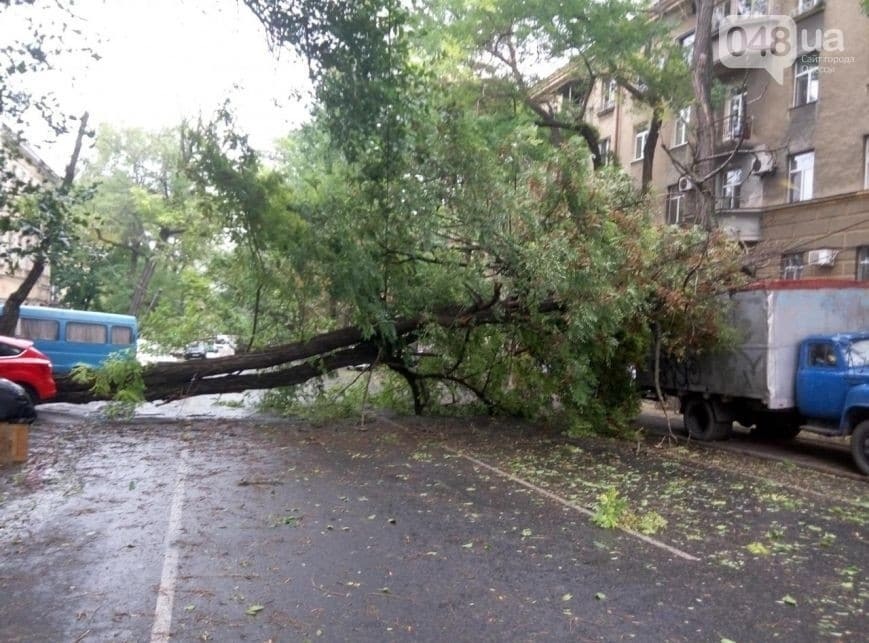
xmin=18 ymin=318 xmax=60 ymax=340
xmin=67 ymin=322 xmax=108 ymax=344
xmin=111 ymin=326 xmax=134 ymax=345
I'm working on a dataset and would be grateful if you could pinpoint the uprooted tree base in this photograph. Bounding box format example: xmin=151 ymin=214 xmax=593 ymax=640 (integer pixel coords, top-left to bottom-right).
xmin=53 ymin=294 xmax=563 ymax=412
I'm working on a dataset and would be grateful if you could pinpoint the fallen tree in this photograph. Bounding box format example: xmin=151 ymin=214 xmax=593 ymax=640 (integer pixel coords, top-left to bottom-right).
xmin=54 ymin=293 xmax=564 ymax=409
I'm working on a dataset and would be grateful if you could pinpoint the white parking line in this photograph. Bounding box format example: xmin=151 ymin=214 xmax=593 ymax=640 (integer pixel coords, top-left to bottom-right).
xmin=450 ymin=447 xmax=700 ymax=561
xmin=378 ymin=416 xmax=700 ymax=562
xmin=150 ymin=453 xmax=189 ymax=642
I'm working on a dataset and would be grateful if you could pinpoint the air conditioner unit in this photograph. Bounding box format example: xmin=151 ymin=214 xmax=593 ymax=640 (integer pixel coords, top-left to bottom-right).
xmin=678 ymin=176 xmax=694 ymax=192
xmin=751 ymin=151 xmax=777 ymax=176
xmin=807 ymin=249 xmax=838 ymax=267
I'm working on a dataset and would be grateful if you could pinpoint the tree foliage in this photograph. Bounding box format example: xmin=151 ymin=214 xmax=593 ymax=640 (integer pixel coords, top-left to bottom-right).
xmin=108 ymin=0 xmax=742 ymax=432
xmin=50 ymin=1 xmax=747 ymax=435
xmin=0 ymin=1 xmax=97 ymax=331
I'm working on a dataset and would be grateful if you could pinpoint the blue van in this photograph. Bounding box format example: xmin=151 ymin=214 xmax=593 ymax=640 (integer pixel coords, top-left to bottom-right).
xmin=0 ymin=305 xmax=138 ymax=374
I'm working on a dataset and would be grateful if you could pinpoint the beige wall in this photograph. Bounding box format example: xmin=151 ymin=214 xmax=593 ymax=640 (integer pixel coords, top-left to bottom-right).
xmin=538 ymin=0 xmax=869 ymax=280
xmin=0 ymin=129 xmax=55 ymax=305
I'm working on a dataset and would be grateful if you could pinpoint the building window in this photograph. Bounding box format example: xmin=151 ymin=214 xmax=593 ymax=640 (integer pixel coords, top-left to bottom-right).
xmin=680 ymin=32 xmax=695 ymax=65
xmin=858 ymin=247 xmax=869 ymax=281
xmin=789 ymin=151 xmax=814 ymax=202
xmin=736 ymin=0 xmax=768 ymax=16
xmin=794 ymin=54 xmax=819 ymax=107
xmin=673 ymin=107 xmax=691 ymax=147
xmin=597 ymin=137 xmax=611 ymax=165
xmin=723 ymin=88 xmax=746 ymax=141
xmin=634 ymin=125 xmax=649 ymax=161
xmin=666 ymin=185 xmax=684 ymax=225
xmin=781 ymin=253 xmax=804 ymax=280
xmin=600 ymin=78 xmax=617 ymax=111
xmin=797 ymin=0 xmax=820 ymax=13
xmin=864 ymin=136 xmax=869 ymax=190
xmin=717 ymin=167 xmax=742 ymax=210
xmin=559 ymin=82 xmax=585 ymax=110
xmin=712 ymin=2 xmax=728 ymax=31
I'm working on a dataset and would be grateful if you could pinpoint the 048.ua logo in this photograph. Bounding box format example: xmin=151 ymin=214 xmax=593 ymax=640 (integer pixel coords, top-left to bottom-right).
xmin=717 ymin=14 xmax=845 ymax=84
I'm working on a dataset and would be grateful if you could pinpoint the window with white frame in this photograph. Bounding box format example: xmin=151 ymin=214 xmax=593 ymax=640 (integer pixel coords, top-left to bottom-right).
xmin=674 ymin=107 xmax=691 ymax=147
xmin=634 ymin=125 xmax=649 ymax=161
xmin=666 ymin=185 xmax=684 ymax=225
xmin=736 ymin=0 xmax=768 ymax=16
xmin=718 ymin=167 xmax=742 ymax=209
xmin=681 ymin=32 xmax=695 ymax=65
xmin=600 ymin=78 xmax=617 ymax=111
xmin=712 ymin=2 xmax=728 ymax=31
xmin=798 ymin=0 xmax=821 ymax=14
xmin=857 ymin=246 xmax=869 ymax=281
xmin=559 ymin=81 xmax=585 ymax=110
xmin=794 ymin=54 xmax=819 ymax=107
xmin=781 ymin=253 xmax=804 ymax=280
xmin=864 ymin=136 xmax=869 ymax=190
xmin=598 ymin=137 xmax=611 ymax=165
xmin=789 ymin=151 xmax=814 ymax=202
xmin=723 ymin=88 xmax=746 ymax=141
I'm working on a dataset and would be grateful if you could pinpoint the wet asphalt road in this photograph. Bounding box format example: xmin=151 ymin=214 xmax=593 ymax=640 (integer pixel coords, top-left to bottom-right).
xmin=634 ymin=405 xmax=860 ymax=479
xmin=1 ymin=413 xmax=865 ymax=641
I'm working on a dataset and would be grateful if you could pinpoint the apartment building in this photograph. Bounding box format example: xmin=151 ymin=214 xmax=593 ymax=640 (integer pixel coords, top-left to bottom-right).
xmin=534 ymin=0 xmax=869 ymax=280
xmin=0 ymin=125 xmax=56 ymax=304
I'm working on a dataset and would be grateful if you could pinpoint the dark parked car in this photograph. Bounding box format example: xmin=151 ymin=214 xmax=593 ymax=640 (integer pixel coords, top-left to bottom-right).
xmin=183 ymin=341 xmax=210 ymax=360
xmin=0 ymin=378 xmax=37 ymax=422
xmin=0 ymin=335 xmax=57 ymax=403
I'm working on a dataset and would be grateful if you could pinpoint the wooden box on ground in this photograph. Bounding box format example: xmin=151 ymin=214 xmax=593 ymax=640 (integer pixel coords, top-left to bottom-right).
xmin=0 ymin=423 xmax=29 ymax=464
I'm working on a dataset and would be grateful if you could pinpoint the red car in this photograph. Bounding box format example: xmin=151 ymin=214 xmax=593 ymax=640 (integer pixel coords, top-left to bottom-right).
xmin=0 ymin=335 xmax=57 ymax=403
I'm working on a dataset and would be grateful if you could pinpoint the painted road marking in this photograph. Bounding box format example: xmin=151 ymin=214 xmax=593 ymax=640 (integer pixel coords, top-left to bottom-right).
xmin=150 ymin=453 xmax=189 ymax=642
xmin=450 ymin=447 xmax=700 ymax=562
xmin=378 ymin=416 xmax=700 ymax=562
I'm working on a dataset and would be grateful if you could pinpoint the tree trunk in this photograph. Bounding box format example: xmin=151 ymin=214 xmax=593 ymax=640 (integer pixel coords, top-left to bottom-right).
xmin=53 ymin=296 xmax=564 ymax=403
xmin=0 ymin=112 xmax=89 ymax=332
xmin=641 ymin=107 xmax=663 ymax=194
xmin=0 ymin=257 xmax=46 ymax=335
xmin=691 ymin=0 xmax=716 ymax=229
xmin=128 ymin=257 xmax=157 ymax=316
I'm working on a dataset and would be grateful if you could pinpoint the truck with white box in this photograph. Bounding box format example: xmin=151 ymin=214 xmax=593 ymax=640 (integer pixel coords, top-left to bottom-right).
xmin=644 ymin=281 xmax=869 ymax=474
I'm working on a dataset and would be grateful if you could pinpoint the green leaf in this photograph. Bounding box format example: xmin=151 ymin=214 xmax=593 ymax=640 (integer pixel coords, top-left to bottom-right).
xmin=781 ymin=595 xmax=797 ymax=607
xmin=745 ymin=542 xmax=770 ymax=556
xmin=245 ymin=604 xmax=265 ymax=616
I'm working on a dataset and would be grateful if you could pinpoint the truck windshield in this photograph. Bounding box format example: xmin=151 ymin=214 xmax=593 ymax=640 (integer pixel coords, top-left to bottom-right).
xmin=846 ymin=339 xmax=869 ymax=368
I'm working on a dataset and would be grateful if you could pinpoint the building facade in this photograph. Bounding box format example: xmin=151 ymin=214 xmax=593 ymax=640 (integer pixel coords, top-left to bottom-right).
xmin=535 ymin=0 xmax=869 ymax=280
xmin=0 ymin=125 xmax=57 ymax=304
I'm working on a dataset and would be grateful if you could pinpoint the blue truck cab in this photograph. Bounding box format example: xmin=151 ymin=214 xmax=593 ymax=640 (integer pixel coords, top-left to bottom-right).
xmin=796 ymin=333 xmax=869 ymax=473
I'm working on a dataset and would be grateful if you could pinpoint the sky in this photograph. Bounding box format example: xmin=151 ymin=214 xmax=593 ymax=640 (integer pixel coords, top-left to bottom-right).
xmin=2 ymin=0 xmax=313 ymax=171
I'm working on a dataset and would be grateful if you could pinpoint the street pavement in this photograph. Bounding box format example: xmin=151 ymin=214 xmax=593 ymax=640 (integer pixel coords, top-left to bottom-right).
xmin=0 ymin=407 xmax=865 ymax=641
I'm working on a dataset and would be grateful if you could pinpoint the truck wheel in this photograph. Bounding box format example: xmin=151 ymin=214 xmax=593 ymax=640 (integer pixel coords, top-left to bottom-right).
xmin=684 ymin=398 xmax=731 ymax=441
xmin=851 ymin=421 xmax=869 ymax=476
